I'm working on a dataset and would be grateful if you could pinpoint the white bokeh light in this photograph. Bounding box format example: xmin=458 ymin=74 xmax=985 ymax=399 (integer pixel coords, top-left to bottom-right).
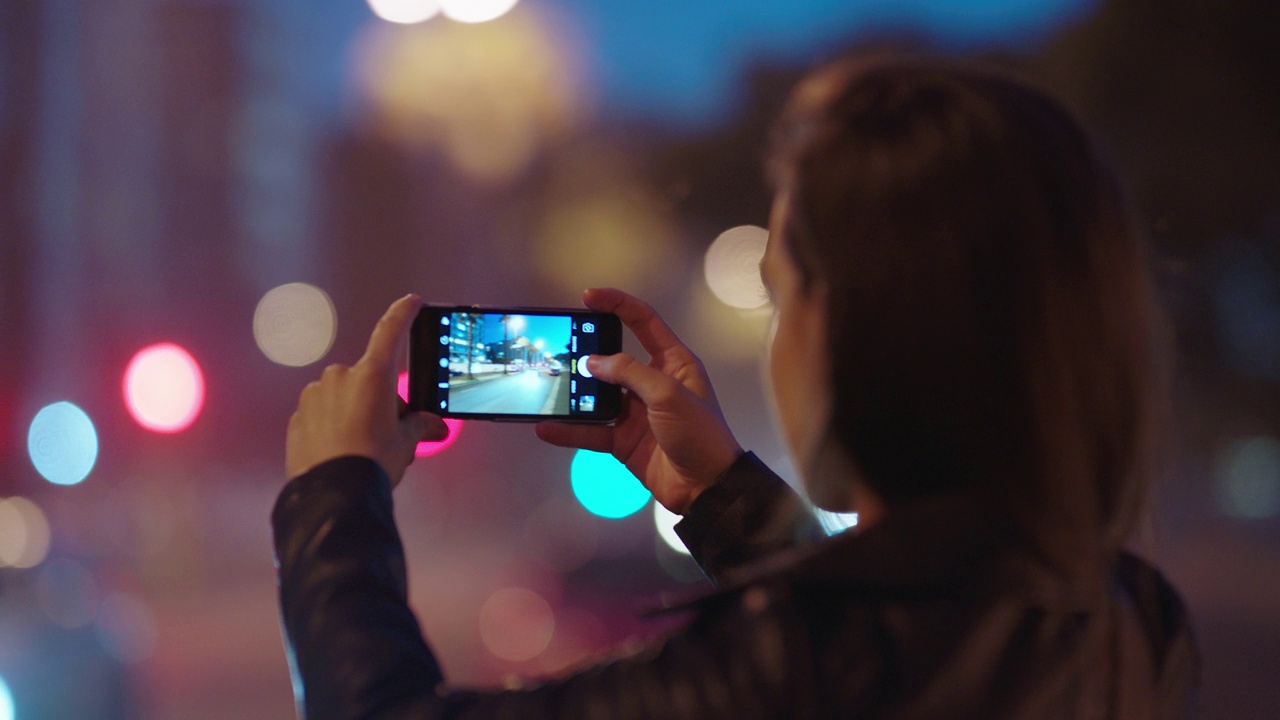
xmin=367 ymin=0 xmax=441 ymax=24
xmin=0 ymin=674 xmax=13 ymax=720
xmin=0 ymin=496 xmax=52 ymax=569
xmin=653 ymin=501 xmax=690 ymax=555
xmin=704 ymin=225 xmax=770 ymax=309
xmin=253 ymin=283 xmax=338 ymax=367
xmin=815 ymin=509 xmax=859 ymax=535
xmin=1215 ymin=435 xmax=1280 ymax=519
xmin=441 ymin=0 xmax=520 ymax=24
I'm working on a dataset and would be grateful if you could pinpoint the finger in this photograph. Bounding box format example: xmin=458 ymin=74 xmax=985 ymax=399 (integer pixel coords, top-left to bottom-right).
xmin=360 ymin=294 xmax=422 ymax=376
xmin=588 ymin=352 xmax=685 ymax=411
xmin=404 ymin=412 xmax=449 ymax=443
xmin=299 ymin=380 xmax=322 ymax=403
xmin=583 ymin=288 xmax=690 ymax=362
xmin=535 ymin=421 xmax=614 ymax=453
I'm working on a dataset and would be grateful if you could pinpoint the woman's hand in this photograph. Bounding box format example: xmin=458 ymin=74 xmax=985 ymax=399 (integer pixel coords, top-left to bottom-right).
xmin=285 ymin=294 xmax=449 ymax=486
xmin=536 ymin=288 xmax=743 ymax=515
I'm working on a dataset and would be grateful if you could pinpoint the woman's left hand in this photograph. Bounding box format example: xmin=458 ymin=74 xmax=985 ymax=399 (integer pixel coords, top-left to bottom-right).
xmin=285 ymin=294 xmax=448 ymax=486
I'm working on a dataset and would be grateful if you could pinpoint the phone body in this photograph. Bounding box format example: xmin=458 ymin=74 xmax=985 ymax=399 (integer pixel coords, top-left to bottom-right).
xmin=408 ymin=305 xmax=623 ymax=422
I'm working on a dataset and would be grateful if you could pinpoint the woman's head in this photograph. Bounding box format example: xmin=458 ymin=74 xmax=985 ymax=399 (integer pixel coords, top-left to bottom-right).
xmin=762 ymin=56 xmax=1166 ymax=557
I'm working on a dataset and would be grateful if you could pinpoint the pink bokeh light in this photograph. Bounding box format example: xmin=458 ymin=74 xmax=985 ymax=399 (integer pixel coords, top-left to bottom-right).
xmin=123 ymin=343 xmax=205 ymax=433
xmin=398 ymin=372 xmax=463 ymax=457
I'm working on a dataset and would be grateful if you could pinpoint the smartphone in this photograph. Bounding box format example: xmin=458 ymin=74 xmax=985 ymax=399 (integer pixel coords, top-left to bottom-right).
xmin=408 ymin=305 xmax=623 ymax=422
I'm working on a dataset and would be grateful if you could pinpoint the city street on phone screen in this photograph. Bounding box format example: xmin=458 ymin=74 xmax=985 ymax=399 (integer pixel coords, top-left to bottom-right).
xmin=444 ymin=313 xmax=572 ymax=414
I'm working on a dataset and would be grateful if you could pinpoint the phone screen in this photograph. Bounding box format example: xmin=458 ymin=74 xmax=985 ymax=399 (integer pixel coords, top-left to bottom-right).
xmin=409 ymin=306 xmax=623 ymax=422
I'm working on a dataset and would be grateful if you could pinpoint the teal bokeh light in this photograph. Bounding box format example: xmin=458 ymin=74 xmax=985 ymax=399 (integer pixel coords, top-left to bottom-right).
xmin=28 ymin=401 xmax=99 ymax=486
xmin=570 ymin=450 xmax=651 ymax=519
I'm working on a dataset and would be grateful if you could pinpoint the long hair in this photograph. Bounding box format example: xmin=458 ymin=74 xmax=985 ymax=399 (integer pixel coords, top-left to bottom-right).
xmin=769 ymin=56 xmax=1169 ymax=568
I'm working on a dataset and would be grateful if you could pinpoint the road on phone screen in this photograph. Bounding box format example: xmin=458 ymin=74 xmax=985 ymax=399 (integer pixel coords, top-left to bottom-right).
xmin=449 ymin=369 xmax=569 ymax=415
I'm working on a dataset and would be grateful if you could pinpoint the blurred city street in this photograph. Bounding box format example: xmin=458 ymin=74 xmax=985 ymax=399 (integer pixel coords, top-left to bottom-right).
xmin=449 ymin=367 xmax=569 ymax=414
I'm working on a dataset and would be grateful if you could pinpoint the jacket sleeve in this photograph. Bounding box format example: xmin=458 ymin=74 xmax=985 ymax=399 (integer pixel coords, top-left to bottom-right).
xmin=673 ymin=452 xmax=827 ymax=586
xmin=272 ymin=456 xmax=817 ymax=720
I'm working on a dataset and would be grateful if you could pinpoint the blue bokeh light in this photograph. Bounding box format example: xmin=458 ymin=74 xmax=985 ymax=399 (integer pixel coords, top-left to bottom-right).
xmin=570 ymin=450 xmax=651 ymax=519
xmin=0 ymin=673 xmax=14 ymax=720
xmin=27 ymin=401 xmax=99 ymax=486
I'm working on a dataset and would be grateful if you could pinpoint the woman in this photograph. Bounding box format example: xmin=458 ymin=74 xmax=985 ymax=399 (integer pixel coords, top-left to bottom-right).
xmin=274 ymin=57 xmax=1199 ymax=718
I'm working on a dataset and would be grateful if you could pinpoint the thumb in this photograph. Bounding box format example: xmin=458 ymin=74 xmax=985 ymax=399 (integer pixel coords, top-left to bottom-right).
xmin=403 ymin=412 xmax=449 ymax=444
xmin=589 ymin=353 xmax=687 ymax=412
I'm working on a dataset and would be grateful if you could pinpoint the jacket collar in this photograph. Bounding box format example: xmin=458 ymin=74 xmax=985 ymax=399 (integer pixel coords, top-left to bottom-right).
xmin=652 ymin=491 xmax=1106 ymax=614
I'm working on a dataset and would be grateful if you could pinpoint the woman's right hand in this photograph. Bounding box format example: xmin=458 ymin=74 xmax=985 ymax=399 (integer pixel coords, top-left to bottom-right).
xmin=536 ymin=288 xmax=743 ymax=516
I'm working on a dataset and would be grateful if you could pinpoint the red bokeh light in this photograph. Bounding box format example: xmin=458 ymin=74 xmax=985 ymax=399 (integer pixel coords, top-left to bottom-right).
xmin=123 ymin=343 xmax=206 ymax=433
xmin=397 ymin=372 xmax=463 ymax=457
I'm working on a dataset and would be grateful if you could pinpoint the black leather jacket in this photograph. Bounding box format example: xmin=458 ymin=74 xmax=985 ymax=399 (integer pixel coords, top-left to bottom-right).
xmin=272 ymin=452 xmax=1199 ymax=719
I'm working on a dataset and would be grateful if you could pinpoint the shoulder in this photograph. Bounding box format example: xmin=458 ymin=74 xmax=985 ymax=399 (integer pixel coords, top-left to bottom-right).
xmin=668 ymin=570 xmax=893 ymax=716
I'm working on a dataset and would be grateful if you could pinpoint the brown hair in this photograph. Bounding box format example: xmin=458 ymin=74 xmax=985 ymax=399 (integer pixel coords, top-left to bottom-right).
xmin=769 ymin=56 xmax=1168 ymax=564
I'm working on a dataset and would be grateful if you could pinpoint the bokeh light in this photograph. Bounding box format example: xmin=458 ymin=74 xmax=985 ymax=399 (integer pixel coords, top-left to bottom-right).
xmin=816 ymin=510 xmax=860 ymax=535
xmin=704 ymin=225 xmax=770 ymax=309
xmin=95 ymin=592 xmax=158 ymax=664
xmin=570 ymin=449 xmax=650 ymax=519
xmin=27 ymin=401 xmax=98 ymax=486
xmin=1215 ymin=435 xmax=1280 ymax=519
xmin=397 ymin=372 xmax=464 ymax=457
xmin=36 ymin=558 xmax=100 ymax=629
xmin=652 ymin=501 xmax=690 ymax=555
xmin=352 ymin=6 xmax=581 ymax=182
xmin=367 ymin=0 xmax=441 ymax=24
xmin=535 ymin=149 xmax=678 ymax=293
xmin=478 ymin=587 xmax=555 ymax=662
xmin=0 ymin=674 xmax=13 ymax=720
xmin=0 ymin=496 xmax=52 ymax=569
xmin=123 ymin=343 xmax=206 ymax=433
xmin=441 ymin=0 xmax=520 ymax=24
xmin=253 ymin=282 xmax=338 ymax=367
